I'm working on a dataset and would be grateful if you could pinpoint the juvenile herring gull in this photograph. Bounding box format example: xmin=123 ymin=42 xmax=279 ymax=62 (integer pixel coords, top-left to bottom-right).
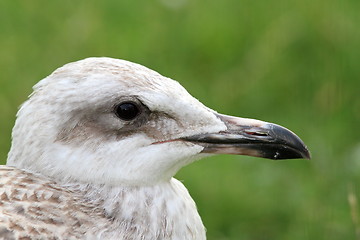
xmin=0 ymin=57 xmax=310 ymax=239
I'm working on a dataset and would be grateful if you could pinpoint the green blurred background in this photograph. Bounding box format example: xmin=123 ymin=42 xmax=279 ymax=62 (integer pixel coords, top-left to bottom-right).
xmin=0 ymin=0 xmax=359 ymax=239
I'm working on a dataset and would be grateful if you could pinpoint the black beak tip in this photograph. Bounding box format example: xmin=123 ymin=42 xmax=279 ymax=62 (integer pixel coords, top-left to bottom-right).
xmin=262 ymin=145 xmax=311 ymax=160
xmin=263 ymin=123 xmax=311 ymax=160
xmin=301 ymin=147 xmax=311 ymax=160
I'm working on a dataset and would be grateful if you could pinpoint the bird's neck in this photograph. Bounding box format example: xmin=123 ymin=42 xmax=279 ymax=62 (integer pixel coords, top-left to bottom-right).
xmin=62 ymin=178 xmax=206 ymax=240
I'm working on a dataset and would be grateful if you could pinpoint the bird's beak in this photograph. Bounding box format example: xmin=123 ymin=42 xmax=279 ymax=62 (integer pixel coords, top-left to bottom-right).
xmin=182 ymin=114 xmax=310 ymax=160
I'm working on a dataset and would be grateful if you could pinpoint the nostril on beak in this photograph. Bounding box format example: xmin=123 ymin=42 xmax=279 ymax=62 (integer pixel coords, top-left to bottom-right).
xmin=244 ymin=129 xmax=268 ymax=137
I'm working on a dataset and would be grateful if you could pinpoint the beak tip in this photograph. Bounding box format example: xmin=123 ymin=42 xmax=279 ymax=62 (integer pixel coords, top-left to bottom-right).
xmin=263 ymin=145 xmax=310 ymax=160
xmin=263 ymin=123 xmax=310 ymax=160
xmin=303 ymin=148 xmax=311 ymax=160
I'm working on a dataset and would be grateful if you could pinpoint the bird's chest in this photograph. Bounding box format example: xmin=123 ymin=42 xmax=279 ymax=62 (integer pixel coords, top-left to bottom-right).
xmin=87 ymin=179 xmax=206 ymax=240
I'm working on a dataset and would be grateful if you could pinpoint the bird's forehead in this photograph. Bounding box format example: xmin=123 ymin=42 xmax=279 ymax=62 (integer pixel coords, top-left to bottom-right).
xmin=36 ymin=57 xmax=196 ymax=110
xmin=39 ymin=58 xmax=179 ymax=93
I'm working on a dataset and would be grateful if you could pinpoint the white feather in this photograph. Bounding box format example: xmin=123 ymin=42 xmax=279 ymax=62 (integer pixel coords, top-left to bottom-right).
xmin=3 ymin=57 xmax=230 ymax=239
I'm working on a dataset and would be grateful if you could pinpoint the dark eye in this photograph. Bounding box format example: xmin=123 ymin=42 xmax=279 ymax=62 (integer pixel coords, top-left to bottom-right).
xmin=115 ymin=102 xmax=140 ymax=121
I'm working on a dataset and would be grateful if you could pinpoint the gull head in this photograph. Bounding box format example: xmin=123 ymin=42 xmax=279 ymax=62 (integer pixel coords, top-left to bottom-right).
xmin=7 ymin=57 xmax=310 ymax=186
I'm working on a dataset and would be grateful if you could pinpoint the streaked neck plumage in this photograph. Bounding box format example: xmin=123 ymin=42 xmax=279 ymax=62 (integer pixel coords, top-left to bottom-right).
xmin=62 ymin=178 xmax=206 ymax=240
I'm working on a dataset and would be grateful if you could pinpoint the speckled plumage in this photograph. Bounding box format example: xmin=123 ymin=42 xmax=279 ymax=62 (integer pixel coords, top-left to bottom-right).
xmin=0 ymin=166 xmax=107 ymax=240
xmin=0 ymin=166 xmax=204 ymax=240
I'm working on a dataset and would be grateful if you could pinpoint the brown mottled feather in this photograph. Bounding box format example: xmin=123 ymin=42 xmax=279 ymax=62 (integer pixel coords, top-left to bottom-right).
xmin=0 ymin=166 xmax=110 ymax=240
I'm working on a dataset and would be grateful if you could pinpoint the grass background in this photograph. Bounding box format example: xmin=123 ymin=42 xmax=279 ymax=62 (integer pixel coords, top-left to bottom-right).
xmin=0 ymin=0 xmax=359 ymax=239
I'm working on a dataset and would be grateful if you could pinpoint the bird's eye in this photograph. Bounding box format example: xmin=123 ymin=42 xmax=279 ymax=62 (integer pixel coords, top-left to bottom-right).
xmin=115 ymin=102 xmax=140 ymax=121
